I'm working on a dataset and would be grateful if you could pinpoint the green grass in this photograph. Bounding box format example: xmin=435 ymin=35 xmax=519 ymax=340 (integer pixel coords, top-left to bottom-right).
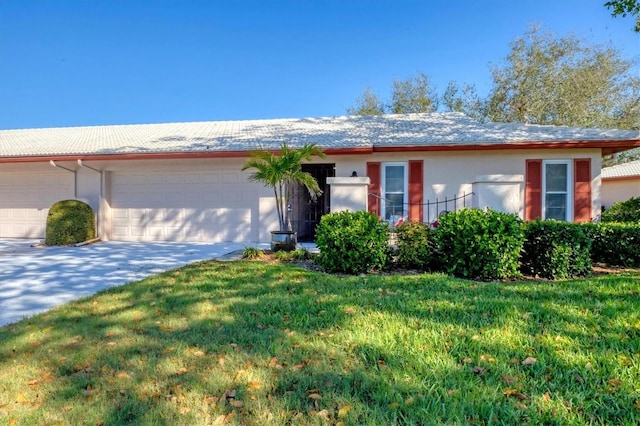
xmin=1 ymin=262 xmax=639 ymax=425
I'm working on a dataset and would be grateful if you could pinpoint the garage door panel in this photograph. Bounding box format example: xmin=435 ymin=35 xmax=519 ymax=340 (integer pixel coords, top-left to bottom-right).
xmin=0 ymin=172 xmax=74 ymax=238
xmin=110 ymin=172 xmax=258 ymax=242
xmin=203 ymin=174 xmax=220 ymax=184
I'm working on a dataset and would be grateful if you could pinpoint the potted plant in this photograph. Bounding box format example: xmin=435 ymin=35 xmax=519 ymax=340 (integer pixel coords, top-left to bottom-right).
xmin=242 ymin=142 xmax=326 ymax=251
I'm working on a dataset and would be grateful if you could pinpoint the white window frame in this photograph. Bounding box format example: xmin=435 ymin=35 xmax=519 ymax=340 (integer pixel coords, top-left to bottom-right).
xmin=542 ymin=159 xmax=573 ymax=221
xmin=381 ymin=162 xmax=408 ymax=224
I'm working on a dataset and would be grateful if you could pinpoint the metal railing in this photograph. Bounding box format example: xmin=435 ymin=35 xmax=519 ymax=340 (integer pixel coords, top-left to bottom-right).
xmin=369 ymin=191 xmax=474 ymax=225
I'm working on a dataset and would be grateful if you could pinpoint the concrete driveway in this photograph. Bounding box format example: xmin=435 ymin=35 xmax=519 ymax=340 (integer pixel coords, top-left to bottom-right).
xmin=0 ymin=239 xmax=266 ymax=327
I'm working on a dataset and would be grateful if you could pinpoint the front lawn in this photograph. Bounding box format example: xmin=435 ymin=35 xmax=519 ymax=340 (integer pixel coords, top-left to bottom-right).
xmin=1 ymin=261 xmax=639 ymax=425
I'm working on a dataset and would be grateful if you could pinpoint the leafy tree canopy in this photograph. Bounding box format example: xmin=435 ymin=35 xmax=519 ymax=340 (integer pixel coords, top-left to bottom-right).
xmin=605 ymin=0 xmax=640 ymax=32
xmin=441 ymin=81 xmax=486 ymax=122
xmin=346 ymin=25 xmax=640 ymax=165
xmin=486 ymin=26 xmax=640 ymax=130
xmin=347 ymin=73 xmax=439 ymax=116
xmin=346 ymin=86 xmax=385 ymax=116
xmin=389 ymin=72 xmax=439 ymax=114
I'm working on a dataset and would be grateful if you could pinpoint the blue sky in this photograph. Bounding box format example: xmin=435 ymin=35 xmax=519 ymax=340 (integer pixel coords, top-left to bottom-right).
xmin=0 ymin=0 xmax=637 ymax=130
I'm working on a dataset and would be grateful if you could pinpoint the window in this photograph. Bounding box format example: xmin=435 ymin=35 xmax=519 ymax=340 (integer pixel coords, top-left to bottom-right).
xmin=382 ymin=163 xmax=407 ymax=223
xmin=542 ymin=160 xmax=572 ymax=221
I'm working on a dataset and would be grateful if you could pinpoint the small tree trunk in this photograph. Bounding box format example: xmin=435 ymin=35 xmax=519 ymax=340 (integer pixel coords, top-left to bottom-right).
xmin=284 ymin=183 xmax=292 ymax=231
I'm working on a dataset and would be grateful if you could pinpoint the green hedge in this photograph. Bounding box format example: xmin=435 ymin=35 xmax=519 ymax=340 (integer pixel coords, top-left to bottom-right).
xmin=436 ymin=209 xmax=524 ymax=280
xmin=520 ymin=220 xmax=591 ymax=280
xmin=601 ymin=196 xmax=640 ymax=223
xmin=395 ymin=221 xmax=439 ymax=271
xmin=46 ymin=199 xmax=96 ymax=246
xmin=315 ymin=211 xmax=390 ymax=274
xmin=581 ymin=222 xmax=640 ymax=267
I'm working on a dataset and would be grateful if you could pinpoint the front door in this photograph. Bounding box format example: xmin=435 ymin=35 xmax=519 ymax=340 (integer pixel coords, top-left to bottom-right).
xmin=291 ymin=164 xmax=335 ymax=241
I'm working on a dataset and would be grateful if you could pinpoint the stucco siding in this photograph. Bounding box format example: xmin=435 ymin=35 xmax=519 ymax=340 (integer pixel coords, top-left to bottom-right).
xmin=0 ymin=149 xmax=603 ymax=241
xmin=602 ymin=179 xmax=640 ymax=208
xmin=0 ymin=163 xmax=75 ymax=238
xmin=332 ymin=149 xmax=601 ymax=222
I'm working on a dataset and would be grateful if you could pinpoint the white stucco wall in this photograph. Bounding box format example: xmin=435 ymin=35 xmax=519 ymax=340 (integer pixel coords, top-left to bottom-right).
xmin=331 ymin=148 xmax=602 ymax=222
xmin=0 ymin=148 xmax=603 ymax=241
xmin=601 ymin=178 xmax=640 ymax=208
xmin=0 ymin=162 xmax=76 ymax=238
xmin=326 ymin=177 xmax=370 ymax=213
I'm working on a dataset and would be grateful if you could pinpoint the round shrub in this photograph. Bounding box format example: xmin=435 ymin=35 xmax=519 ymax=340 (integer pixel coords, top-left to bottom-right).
xmin=520 ymin=220 xmax=592 ymax=279
xmin=46 ymin=199 xmax=96 ymax=246
xmin=601 ymin=196 xmax=640 ymax=223
xmin=315 ymin=211 xmax=390 ymax=274
xmin=395 ymin=221 xmax=439 ymax=271
xmin=437 ymin=208 xmax=525 ymax=280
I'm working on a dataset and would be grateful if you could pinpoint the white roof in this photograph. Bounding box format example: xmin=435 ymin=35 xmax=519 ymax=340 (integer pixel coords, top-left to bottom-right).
xmin=1 ymin=112 xmax=638 ymax=158
xmin=602 ymin=159 xmax=640 ymax=179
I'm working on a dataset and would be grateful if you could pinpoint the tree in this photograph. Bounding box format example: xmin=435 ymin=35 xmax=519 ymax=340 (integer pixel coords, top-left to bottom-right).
xmin=441 ymin=81 xmax=486 ymax=121
xmin=605 ymin=0 xmax=640 ymax=32
xmin=347 ymin=73 xmax=439 ymax=116
xmin=390 ymin=72 xmax=439 ymax=114
xmin=486 ymin=26 xmax=640 ymax=130
xmin=346 ymin=86 xmax=385 ymax=115
xmin=242 ymin=143 xmax=325 ymax=233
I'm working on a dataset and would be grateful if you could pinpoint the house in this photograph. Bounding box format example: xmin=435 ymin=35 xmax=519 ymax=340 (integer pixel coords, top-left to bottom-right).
xmin=601 ymin=159 xmax=640 ymax=209
xmin=1 ymin=112 xmax=639 ymax=242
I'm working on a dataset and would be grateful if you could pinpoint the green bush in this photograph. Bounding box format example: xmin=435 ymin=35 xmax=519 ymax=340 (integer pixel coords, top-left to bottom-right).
xmin=601 ymin=196 xmax=640 ymax=223
xmin=436 ymin=208 xmax=525 ymax=280
xmin=315 ymin=211 xmax=390 ymax=274
xmin=45 ymin=199 xmax=96 ymax=246
xmin=521 ymin=220 xmax=592 ymax=279
xmin=582 ymin=222 xmax=640 ymax=267
xmin=242 ymin=247 xmax=264 ymax=259
xmin=395 ymin=221 xmax=439 ymax=271
xmin=274 ymin=248 xmax=313 ymax=262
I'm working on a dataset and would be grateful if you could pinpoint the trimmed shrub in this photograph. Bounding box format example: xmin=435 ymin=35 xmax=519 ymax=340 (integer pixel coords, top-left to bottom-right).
xmin=315 ymin=211 xmax=390 ymax=274
xmin=521 ymin=220 xmax=591 ymax=279
xmin=395 ymin=221 xmax=438 ymax=271
xmin=436 ymin=208 xmax=525 ymax=280
xmin=582 ymin=222 xmax=640 ymax=267
xmin=601 ymin=196 xmax=640 ymax=223
xmin=45 ymin=199 xmax=96 ymax=246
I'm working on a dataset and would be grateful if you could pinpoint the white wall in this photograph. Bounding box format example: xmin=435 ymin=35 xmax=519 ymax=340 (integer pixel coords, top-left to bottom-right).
xmin=330 ymin=148 xmax=602 ymax=222
xmin=327 ymin=177 xmax=370 ymax=213
xmin=601 ymin=178 xmax=640 ymax=208
xmin=0 ymin=148 xmax=603 ymax=240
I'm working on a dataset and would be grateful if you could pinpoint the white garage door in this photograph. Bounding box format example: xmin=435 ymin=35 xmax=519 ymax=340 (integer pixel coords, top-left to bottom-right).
xmin=0 ymin=172 xmax=75 ymax=238
xmin=110 ymin=171 xmax=259 ymax=242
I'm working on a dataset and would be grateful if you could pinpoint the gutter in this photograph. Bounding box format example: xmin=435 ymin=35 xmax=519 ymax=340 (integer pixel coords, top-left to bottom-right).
xmin=3 ymin=139 xmax=639 ymax=164
xmin=77 ymin=159 xmax=103 ymax=240
xmin=49 ymin=160 xmax=77 ymax=198
xmin=77 ymin=159 xmax=101 ymax=173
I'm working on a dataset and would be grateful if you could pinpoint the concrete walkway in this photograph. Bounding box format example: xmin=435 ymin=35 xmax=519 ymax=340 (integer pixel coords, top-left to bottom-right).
xmin=0 ymin=239 xmax=272 ymax=327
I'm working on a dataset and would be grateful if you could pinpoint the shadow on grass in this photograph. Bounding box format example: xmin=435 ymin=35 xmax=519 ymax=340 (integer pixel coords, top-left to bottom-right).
xmin=0 ymin=261 xmax=638 ymax=425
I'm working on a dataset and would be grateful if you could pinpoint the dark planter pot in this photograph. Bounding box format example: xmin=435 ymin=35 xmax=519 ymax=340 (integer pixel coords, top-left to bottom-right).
xmin=271 ymin=230 xmax=297 ymax=252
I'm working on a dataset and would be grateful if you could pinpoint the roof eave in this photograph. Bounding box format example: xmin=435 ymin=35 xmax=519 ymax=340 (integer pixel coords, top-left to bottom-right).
xmin=373 ymin=139 xmax=640 ymax=154
xmin=1 ymin=139 xmax=639 ymax=164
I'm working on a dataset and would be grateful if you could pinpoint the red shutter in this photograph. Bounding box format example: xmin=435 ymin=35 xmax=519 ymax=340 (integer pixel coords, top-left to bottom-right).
xmin=525 ymin=159 xmax=542 ymax=221
xmin=366 ymin=162 xmax=381 ymax=217
xmin=408 ymin=160 xmax=423 ymax=222
xmin=574 ymin=158 xmax=592 ymax=222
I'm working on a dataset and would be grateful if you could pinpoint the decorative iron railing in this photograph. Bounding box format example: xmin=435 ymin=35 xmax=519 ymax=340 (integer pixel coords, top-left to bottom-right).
xmin=368 ymin=192 xmax=475 ymax=226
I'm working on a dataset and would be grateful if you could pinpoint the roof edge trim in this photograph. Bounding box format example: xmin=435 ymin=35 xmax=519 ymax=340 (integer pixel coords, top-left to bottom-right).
xmin=0 ymin=147 xmax=374 ymax=164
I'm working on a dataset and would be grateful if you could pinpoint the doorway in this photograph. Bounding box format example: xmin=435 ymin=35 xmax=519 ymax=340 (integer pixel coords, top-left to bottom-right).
xmin=290 ymin=164 xmax=335 ymax=241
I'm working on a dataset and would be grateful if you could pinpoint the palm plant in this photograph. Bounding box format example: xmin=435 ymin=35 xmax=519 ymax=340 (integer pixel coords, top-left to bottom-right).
xmin=242 ymin=143 xmax=326 ymax=232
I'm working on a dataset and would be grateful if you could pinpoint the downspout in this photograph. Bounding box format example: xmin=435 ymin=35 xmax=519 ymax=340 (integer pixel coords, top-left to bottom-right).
xmin=77 ymin=160 xmax=103 ymax=239
xmin=49 ymin=160 xmax=77 ymax=198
